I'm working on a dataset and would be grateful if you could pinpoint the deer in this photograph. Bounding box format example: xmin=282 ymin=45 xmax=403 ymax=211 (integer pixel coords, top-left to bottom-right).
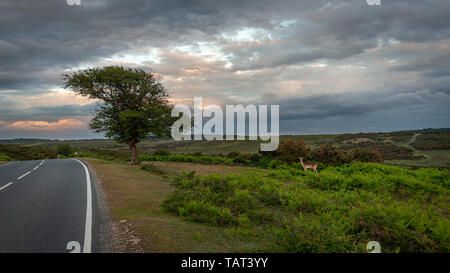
xmin=299 ymin=157 xmax=318 ymax=173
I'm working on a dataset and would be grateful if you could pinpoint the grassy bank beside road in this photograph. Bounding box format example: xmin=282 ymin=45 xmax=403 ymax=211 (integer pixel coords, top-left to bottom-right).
xmin=85 ymin=158 xmax=273 ymax=252
xmin=85 ymin=158 xmax=449 ymax=253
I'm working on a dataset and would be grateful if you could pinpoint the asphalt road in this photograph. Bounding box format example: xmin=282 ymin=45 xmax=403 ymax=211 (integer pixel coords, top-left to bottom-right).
xmin=0 ymin=159 xmax=104 ymax=253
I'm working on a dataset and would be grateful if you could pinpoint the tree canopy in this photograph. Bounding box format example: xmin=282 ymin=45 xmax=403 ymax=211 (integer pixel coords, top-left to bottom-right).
xmin=63 ymin=66 xmax=174 ymax=164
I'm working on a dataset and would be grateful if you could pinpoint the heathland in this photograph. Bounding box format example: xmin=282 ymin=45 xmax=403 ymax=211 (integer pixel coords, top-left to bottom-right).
xmin=0 ymin=129 xmax=448 ymax=252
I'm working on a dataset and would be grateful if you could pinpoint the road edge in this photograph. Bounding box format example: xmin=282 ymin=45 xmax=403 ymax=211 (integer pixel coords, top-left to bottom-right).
xmin=78 ymin=158 xmax=117 ymax=253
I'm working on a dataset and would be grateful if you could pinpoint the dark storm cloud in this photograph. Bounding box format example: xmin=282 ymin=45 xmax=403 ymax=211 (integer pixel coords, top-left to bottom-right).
xmin=392 ymin=53 xmax=450 ymax=78
xmin=228 ymin=0 xmax=450 ymax=71
xmin=274 ymin=89 xmax=450 ymax=121
xmin=0 ymin=0 xmax=449 ymax=137
xmin=1 ymin=0 xmax=449 ymax=89
xmin=0 ymin=103 xmax=97 ymax=123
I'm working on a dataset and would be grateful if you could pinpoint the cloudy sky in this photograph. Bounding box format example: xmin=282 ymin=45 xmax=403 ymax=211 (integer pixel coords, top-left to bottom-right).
xmin=0 ymin=0 xmax=449 ymax=139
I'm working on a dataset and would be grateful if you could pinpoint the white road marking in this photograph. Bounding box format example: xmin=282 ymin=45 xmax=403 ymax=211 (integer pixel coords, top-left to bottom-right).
xmin=0 ymin=182 xmax=13 ymax=191
xmin=0 ymin=162 xmax=10 ymax=168
xmin=17 ymin=171 xmax=31 ymax=180
xmin=72 ymin=159 xmax=92 ymax=253
xmin=33 ymin=165 xmax=40 ymax=171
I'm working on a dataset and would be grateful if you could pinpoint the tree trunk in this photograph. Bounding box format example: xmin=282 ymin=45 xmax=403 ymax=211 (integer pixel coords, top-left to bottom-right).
xmin=129 ymin=142 xmax=139 ymax=165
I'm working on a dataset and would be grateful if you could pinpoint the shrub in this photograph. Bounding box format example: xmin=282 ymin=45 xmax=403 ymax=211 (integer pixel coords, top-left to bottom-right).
xmin=276 ymin=213 xmax=354 ymax=253
xmin=233 ymin=154 xmax=250 ymax=165
xmin=57 ymin=143 xmax=73 ymax=156
xmin=350 ymin=148 xmax=371 ymax=162
xmin=164 ymin=198 xmax=237 ymax=226
xmin=370 ymin=150 xmax=383 ymax=163
xmin=350 ymin=148 xmax=383 ymax=163
xmin=0 ymin=153 xmax=11 ymax=161
xmin=258 ymin=146 xmax=277 ymax=158
xmin=277 ymin=139 xmax=311 ymax=163
xmin=153 ymin=149 xmax=170 ymax=156
xmin=140 ymin=163 xmax=165 ymax=175
xmin=225 ymin=189 xmax=258 ymax=213
xmin=227 ymin=151 xmax=241 ymax=158
xmin=0 ymin=144 xmax=57 ymax=160
xmin=76 ymin=147 xmax=129 ymax=161
xmin=249 ymin=153 xmax=262 ymax=164
xmin=312 ymin=144 xmax=351 ymax=166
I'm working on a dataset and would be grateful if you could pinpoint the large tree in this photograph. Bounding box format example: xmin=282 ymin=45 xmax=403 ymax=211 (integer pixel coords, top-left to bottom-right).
xmin=63 ymin=66 xmax=174 ymax=165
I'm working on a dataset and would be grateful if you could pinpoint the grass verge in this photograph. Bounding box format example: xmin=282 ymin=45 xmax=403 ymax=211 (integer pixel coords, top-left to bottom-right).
xmin=85 ymin=158 xmax=275 ymax=252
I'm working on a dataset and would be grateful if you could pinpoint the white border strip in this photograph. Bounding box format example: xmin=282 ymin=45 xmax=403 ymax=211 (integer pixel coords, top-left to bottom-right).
xmin=0 ymin=182 xmax=13 ymax=191
xmin=17 ymin=171 xmax=31 ymax=180
xmin=72 ymin=159 xmax=92 ymax=253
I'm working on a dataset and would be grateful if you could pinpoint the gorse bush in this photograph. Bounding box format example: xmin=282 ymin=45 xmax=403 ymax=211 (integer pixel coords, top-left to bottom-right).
xmin=163 ymin=162 xmax=450 ymax=252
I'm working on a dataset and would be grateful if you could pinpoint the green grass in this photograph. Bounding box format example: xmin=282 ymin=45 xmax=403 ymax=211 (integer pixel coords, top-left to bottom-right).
xmin=0 ymin=153 xmax=11 ymax=161
xmin=163 ymin=162 xmax=450 ymax=252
